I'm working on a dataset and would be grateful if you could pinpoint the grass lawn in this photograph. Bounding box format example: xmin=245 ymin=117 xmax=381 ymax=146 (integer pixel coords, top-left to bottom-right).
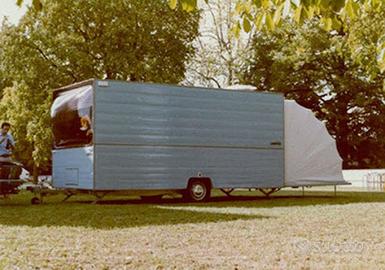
xmin=1 ymin=189 xmax=385 ymax=229
xmin=2 ymin=189 xmax=385 ymax=269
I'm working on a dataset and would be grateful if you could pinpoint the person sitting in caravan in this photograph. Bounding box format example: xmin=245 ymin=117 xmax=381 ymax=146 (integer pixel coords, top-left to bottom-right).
xmin=79 ymin=115 xmax=93 ymax=144
xmin=0 ymin=122 xmax=15 ymax=162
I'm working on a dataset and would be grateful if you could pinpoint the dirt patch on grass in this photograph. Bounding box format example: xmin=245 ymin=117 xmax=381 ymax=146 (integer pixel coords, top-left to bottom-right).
xmin=1 ymin=203 xmax=385 ymax=269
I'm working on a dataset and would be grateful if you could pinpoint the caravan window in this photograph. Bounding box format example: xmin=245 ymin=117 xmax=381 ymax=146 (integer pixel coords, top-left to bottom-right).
xmin=51 ymin=85 xmax=93 ymax=149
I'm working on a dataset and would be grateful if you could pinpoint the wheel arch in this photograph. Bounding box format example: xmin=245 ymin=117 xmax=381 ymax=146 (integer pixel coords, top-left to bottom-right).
xmin=186 ymin=177 xmax=213 ymax=189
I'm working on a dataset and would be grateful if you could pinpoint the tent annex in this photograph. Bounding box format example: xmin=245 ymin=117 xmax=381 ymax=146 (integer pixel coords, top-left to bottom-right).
xmin=284 ymin=100 xmax=346 ymax=186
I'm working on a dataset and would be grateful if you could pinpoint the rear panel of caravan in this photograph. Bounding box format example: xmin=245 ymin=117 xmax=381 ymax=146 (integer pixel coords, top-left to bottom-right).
xmin=52 ymin=146 xmax=94 ymax=189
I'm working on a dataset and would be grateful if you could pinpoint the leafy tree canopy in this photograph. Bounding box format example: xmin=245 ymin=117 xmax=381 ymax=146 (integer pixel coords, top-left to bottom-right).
xmin=2 ymin=0 xmax=200 ymax=175
xmin=19 ymin=0 xmax=385 ymax=76
xmin=171 ymin=0 xmax=385 ymax=77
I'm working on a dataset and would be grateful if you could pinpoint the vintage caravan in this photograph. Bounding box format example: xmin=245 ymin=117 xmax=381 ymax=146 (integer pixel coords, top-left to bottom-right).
xmin=50 ymin=79 xmax=347 ymax=201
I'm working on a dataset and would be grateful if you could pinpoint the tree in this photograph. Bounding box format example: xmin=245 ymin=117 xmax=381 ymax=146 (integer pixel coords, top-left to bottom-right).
xmin=0 ymin=84 xmax=51 ymax=178
xmin=184 ymin=0 xmax=254 ymax=88
xmin=171 ymin=0 xmax=385 ymax=76
xmin=18 ymin=0 xmax=385 ymax=73
xmin=1 ymin=0 xmax=200 ymax=176
xmin=20 ymin=0 xmax=385 ymax=77
xmin=241 ymin=19 xmax=385 ymax=168
xmin=347 ymin=6 xmax=385 ymax=79
xmin=6 ymin=0 xmax=199 ymax=85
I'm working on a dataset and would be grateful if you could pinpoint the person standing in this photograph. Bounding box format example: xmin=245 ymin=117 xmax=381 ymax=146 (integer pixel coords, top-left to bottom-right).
xmin=0 ymin=122 xmax=15 ymax=162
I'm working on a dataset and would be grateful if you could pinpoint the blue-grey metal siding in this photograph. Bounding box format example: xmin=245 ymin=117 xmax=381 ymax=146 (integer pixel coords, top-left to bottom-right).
xmin=94 ymin=145 xmax=282 ymax=189
xmin=93 ymin=81 xmax=284 ymax=190
xmin=52 ymin=146 xmax=94 ymax=189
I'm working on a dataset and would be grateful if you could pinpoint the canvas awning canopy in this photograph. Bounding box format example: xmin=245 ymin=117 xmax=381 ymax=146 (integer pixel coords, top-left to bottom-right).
xmin=284 ymin=100 xmax=347 ymax=186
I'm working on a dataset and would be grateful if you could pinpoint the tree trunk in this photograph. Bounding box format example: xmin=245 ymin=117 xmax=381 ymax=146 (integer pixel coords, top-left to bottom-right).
xmin=32 ymin=164 xmax=39 ymax=184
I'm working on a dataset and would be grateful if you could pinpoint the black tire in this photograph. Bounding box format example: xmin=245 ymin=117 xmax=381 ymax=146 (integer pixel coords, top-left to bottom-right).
xmin=184 ymin=179 xmax=211 ymax=202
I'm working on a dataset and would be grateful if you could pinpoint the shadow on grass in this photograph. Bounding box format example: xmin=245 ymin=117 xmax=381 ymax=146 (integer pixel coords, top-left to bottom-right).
xmin=1 ymin=190 xmax=385 ymax=229
xmin=0 ymin=192 xmax=267 ymax=229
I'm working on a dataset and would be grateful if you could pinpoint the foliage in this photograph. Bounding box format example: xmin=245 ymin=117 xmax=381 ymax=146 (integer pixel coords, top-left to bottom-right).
xmin=18 ymin=0 xmax=385 ymax=80
xmin=347 ymin=6 xmax=385 ymax=80
xmin=184 ymin=0 xmax=254 ymax=88
xmin=1 ymin=0 xmax=200 ymax=173
xmin=9 ymin=0 xmax=199 ymax=84
xmin=171 ymin=0 xmax=380 ymax=31
xmin=16 ymin=0 xmax=42 ymax=10
xmin=241 ymin=19 xmax=385 ymax=168
xmin=171 ymin=0 xmax=385 ymax=77
xmin=0 ymin=84 xmax=51 ymax=172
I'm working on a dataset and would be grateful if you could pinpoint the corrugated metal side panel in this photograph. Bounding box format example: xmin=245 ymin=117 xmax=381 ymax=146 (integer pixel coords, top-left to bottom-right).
xmin=52 ymin=146 xmax=94 ymax=189
xmin=94 ymin=145 xmax=283 ymax=190
xmin=93 ymin=81 xmax=284 ymax=190
xmin=94 ymin=81 xmax=283 ymax=147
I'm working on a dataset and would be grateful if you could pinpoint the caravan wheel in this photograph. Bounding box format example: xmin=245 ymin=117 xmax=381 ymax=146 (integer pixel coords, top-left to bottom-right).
xmin=184 ymin=179 xmax=211 ymax=202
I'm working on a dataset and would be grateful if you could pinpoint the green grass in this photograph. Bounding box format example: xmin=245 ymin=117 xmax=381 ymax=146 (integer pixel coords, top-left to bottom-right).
xmin=0 ymin=189 xmax=385 ymax=229
xmin=0 ymin=191 xmax=264 ymax=229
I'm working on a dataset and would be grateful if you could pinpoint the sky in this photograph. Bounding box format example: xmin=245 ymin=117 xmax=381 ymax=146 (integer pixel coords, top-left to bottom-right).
xmin=0 ymin=0 xmax=31 ymax=24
